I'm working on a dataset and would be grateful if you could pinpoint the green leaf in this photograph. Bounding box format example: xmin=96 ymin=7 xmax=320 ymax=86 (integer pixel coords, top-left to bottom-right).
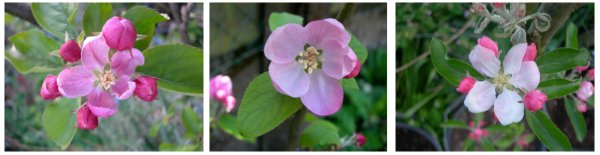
xmin=83 ymin=3 xmax=113 ymax=36
xmin=440 ymin=120 xmax=470 ymax=129
xmin=6 ymin=29 xmax=63 ymax=74
xmin=588 ymin=95 xmax=594 ymax=107
xmin=448 ymin=59 xmax=484 ymax=80
xmin=536 ymin=48 xmax=590 ymax=74
xmin=565 ymin=23 xmax=578 ymax=49
xmin=430 ymin=38 xmax=463 ymax=86
xmin=237 ymin=73 xmax=303 ymax=138
xmin=349 ymin=34 xmax=368 ymax=64
xmin=217 ymin=114 xmax=256 ymax=143
xmin=526 ymin=111 xmax=571 ymax=151
xmin=341 ymin=78 xmax=359 ymax=90
xmin=42 ymin=98 xmax=78 ymax=150
xmin=268 ymin=12 xmax=303 ymax=31
xmin=148 ymin=123 xmax=161 ymax=138
xmin=564 ymin=98 xmax=586 ymax=142
xmin=31 ymin=3 xmax=78 ymax=39
xmin=136 ymin=44 xmax=203 ymax=95
xmin=463 ymin=138 xmax=475 ymax=151
xmin=538 ymin=78 xmax=580 ymax=100
xmin=480 ymin=138 xmax=496 ymax=151
xmin=123 ymin=6 xmax=169 ymax=50
xmin=181 ymin=106 xmax=202 ymax=138
xmin=300 ymin=120 xmax=341 ymax=148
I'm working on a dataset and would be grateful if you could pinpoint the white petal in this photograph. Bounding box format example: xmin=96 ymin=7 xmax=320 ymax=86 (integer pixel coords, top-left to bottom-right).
xmin=469 ymin=45 xmax=500 ymax=77
xmin=464 ymin=81 xmax=496 ymax=113
xmin=494 ymin=89 xmax=524 ymax=125
xmin=509 ymin=61 xmax=540 ymax=91
xmin=503 ymin=43 xmax=528 ymax=75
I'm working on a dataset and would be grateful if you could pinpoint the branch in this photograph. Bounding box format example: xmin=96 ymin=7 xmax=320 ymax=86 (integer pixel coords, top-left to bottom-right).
xmin=5 ymin=3 xmax=38 ymax=26
xmin=336 ymin=3 xmax=358 ymax=26
xmin=527 ymin=3 xmax=584 ymax=53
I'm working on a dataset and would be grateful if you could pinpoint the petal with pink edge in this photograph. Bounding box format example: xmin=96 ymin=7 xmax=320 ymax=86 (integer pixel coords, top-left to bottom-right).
xmin=264 ymin=24 xmax=307 ymax=64
xmin=268 ymin=61 xmax=310 ymax=97
xmin=469 ymin=45 xmax=500 ymax=78
xmin=111 ymin=48 xmax=145 ymax=76
xmin=87 ymin=87 xmax=117 ymax=118
xmin=305 ymin=18 xmax=350 ymax=50
xmin=57 ymin=66 xmax=95 ymax=98
xmin=509 ymin=61 xmax=540 ymax=91
xmin=81 ymin=36 xmax=110 ymax=71
xmin=110 ymin=75 xmax=136 ymax=100
xmin=300 ymin=69 xmax=343 ymax=116
xmin=321 ymin=41 xmax=353 ymax=79
xmin=503 ymin=43 xmax=528 ymax=75
xmin=494 ymin=89 xmax=524 ymax=125
xmin=464 ymin=81 xmax=496 ymax=113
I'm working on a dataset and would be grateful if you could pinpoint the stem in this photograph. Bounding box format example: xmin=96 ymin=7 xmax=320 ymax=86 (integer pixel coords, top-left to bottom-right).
xmin=527 ymin=3 xmax=584 ymax=54
xmin=336 ymin=3 xmax=358 ymax=25
xmin=286 ymin=107 xmax=307 ymax=151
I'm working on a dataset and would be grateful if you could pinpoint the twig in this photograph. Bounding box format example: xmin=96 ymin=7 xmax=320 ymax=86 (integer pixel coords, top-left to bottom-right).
xmin=5 ymin=3 xmax=39 ymax=26
xmin=527 ymin=3 xmax=584 ymax=54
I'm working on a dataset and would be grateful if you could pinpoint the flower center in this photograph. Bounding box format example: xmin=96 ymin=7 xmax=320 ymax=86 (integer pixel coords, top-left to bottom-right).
xmin=98 ymin=70 xmax=116 ymax=90
xmin=296 ymin=46 xmax=322 ymax=74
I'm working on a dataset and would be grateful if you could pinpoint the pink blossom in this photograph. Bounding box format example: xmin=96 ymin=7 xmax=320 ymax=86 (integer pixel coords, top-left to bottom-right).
xmin=576 ymin=102 xmax=588 ymax=113
xmin=492 ymin=3 xmax=505 ymax=8
xmin=343 ymin=54 xmax=361 ymax=78
xmin=576 ymin=81 xmax=594 ymax=102
xmin=516 ymin=134 xmax=530 ymax=147
xmin=524 ymin=90 xmax=547 ymax=112
xmin=264 ymin=18 xmax=358 ymax=116
xmin=77 ymin=104 xmax=98 ymax=130
xmin=523 ymin=43 xmax=537 ymax=61
xmin=224 ymin=96 xmax=236 ymax=113
xmin=355 ymin=133 xmax=366 ymax=147
xmin=468 ymin=121 xmax=488 ymax=142
xmin=102 ymin=16 xmax=137 ymax=50
xmin=133 ymin=76 xmax=158 ymax=102
xmin=457 ymin=77 xmax=476 ymax=94
xmin=576 ymin=66 xmax=589 ymax=72
xmin=588 ymin=69 xmax=594 ymax=79
xmin=465 ymin=37 xmax=540 ymax=125
xmin=209 ymin=75 xmax=233 ymax=102
xmin=40 ymin=75 xmax=61 ymax=100
xmin=477 ymin=36 xmax=498 ymax=57
xmin=57 ymin=36 xmax=144 ymax=118
xmin=59 ymin=40 xmax=81 ymax=63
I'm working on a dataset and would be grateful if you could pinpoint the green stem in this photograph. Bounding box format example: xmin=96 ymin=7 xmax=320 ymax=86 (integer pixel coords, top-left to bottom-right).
xmin=336 ymin=3 xmax=358 ymax=25
xmin=286 ymin=107 xmax=307 ymax=151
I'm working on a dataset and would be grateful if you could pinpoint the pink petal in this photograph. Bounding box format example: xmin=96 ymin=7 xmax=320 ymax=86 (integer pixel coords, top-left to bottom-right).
xmin=503 ymin=43 xmax=528 ymax=75
xmin=464 ymin=81 xmax=495 ymax=113
xmin=343 ymin=49 xmax=360 ymax=78
xmin=264 ymin=24 xmax=307 ymax=64
xmin=111 ymin=48 xmax=144 ymax=76
xmin=81 ymin=36 xmax=110 ymax=71
xmin=87 ymin=87 xmax=117 ymax=118
xmin=102 ymin=16 xmax=137 ymax=51
xmin=268 ymin=61 xmax=310 ymax=97
xmin=493 ymin=89 xmax=524 ymax=125
xmin=477 ymin=36 xmax=499 ymax=57
xmin=321 ymin=41 xmax=353 ymax=79
xmin=110 ymin=75 xmax=136 ymax=100
xmin=469 ymin=45 xmax=500 ymax=77
xmin=305 ymin=18 xmax=350 ymax=50
xmin=509 ymin=61 xmax=540 ymax=91
xmin=57 ymin=66 xmax=95 ymax=98
xmin=300 ymin=69 xmax=343 ymax=116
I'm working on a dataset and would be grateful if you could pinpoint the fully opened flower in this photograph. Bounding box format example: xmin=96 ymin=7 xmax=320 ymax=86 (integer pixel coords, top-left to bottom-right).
xmin=463 ymin=36 xmax=541 ymax=125
xmin=264 ymin=18 xmax=358 ymax=116
xmin=57 ymin=36 xmax=144 ymax=118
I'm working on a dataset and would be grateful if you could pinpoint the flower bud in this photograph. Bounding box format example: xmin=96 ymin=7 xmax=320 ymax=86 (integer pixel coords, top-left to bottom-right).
xmin=576 ymin=103 xmax=588 ymax=113
xmin=59 ymin=40 xmax=81 ymax=63
xmin=224 ymin=96 xmax=236 ymax=113
xmin=344 ymin=60 xmax=361 ymax=79
xmin=355 ymin=133 xmax=366 ymax=147
xmin=524 ymin=90 xmax=547 ymax=112
xmin=477 ymin=36 xmax=498 ymax=57
xmin=588 ymin=69 xmax=594 ymax=79
xmin=210 ymin=75 xmax=233 ymax=102
xmin=102 ymin=16 xmax=137 ymax=50
xmin=133 ymin=76 xmax=158 ymax=102
xmin=468 ymin=121 xmax=488 ymax=142
xmin=457 ymin=77 xmax=476 ymax=94
xmin=77 ymin=104 xmax=99 ymax=130
xmin=576 ymin=81 xmax=594 ymax=102
xmin=575 ymin=66 xmax=589 ymax=72
xmin=492 ymin=3 xmax=505 ymax=8
xmin=40 ymin=75 xmax=61 ymax=100
xmin=523 ymin=43 xmax=537 ymax=61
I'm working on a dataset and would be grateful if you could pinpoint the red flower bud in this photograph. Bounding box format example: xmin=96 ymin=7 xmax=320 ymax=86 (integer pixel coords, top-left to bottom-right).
xmin=102 ymin=16 xmax=137 ymax=50
xmin=355 ymin=133 xmax=366 ymax=147
xmin=224 ymin=96 xmax=236 ymax=113
xmin=133 ymin=76 xmax=158 ymax=102
xmin=457 ymin=77 xmax=476 ymax=94
xmin=524 ymin=90 xmax=547 ymax=112
xmin=77 ymin=104 xmax=99 ymax=130
xmin=344 ymin=60 xmax=361 ymax=79
xmin=523 ymin=43 xmax=537 ymax=61
xmin=59 ymin=40 xmax=81 ymax=63
xmin=40 ymin=75 xmax=61 ymax=100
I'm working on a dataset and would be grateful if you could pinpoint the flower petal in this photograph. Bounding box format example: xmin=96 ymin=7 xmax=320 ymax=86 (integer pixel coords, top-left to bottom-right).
xmin=87 ymin=87 xmax=117 ymax=118
xmin=264 ymin=24 xmax=307 ymax=64
xmin=494 ymin=89 xmax=524 ymax=125
xmin=469 ymin=45 xmax=500 ymax=77
xmin=111 ymin=48 xmax=144 ymax=76
xmin=464 ymin=81 xmax=496 ymax=113
xmin=81 ymin=36 xmax=110 ymax=71
xmin=509 ymin=61 xmax=540 ymax=91
xmin=57 ymin=66 xmax=95 ymax=98
xmin=321 ymin=41 xmax=353 ymax=79
xmin=503 ymin=43 xmax=528 ymax=75
xmin=110 ymin=75 xmax=136 ymax=100
xmin=300 ymin=69 xmax=343 ymax=116
xmin=305 ymin=18 xmax=350 ymax=50
xmin=268 ymin=61 xmax=310 ymax=97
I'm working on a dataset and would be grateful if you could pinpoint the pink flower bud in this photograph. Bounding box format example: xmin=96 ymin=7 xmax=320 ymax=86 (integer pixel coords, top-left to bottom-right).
xmin=576 ymin=103 xmax=588 ymax=113
xmin=210 ymin=75 xmax=233 ymax=102
xmin=102 ymin=16 xmax=137 ymax=50
xmin=576 ymin=81 xmax=594 ymax=102
xmin=40 ymin=75 xmax=61 ymax=100
xmin=344 ymin=60 xmax=361 ymax=79
xmin=468 ymin=121 xmax=488 ymax=142
xmin=524 ymin=90 xmax=547 ymax=112
xmin=575 ymin=66 xmax=589 ymax=72
xmin=457 ymin=77 xmax=476 ymax=94
xmin=492 ymin=3 xmax=505 ymax=8
xmin=477 ymin=36 xmax=499 ymax=57
xmin=59 ymin=40 xmax=81 ymax=63
xmin=516 ymin=134 xmax=530 ymax=147
xmin=77 ymin=104 xmax=98 ymax=130
xmin=355 ymin=133 xmax=366 ymax=147
xmin=588 ymin=69 xmax=594 ymax=79
xmin=133 ymin=76 xmax=158 ymax=102
xmin=523 ymin=43 xmax=537 ymax=61
xmin=224 ymin=96 xmax=236 ymax=113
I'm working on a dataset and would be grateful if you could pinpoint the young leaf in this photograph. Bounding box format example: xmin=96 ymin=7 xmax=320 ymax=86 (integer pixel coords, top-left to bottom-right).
xmin=300 ymin=120 xmax=341 ymax=148
xmin=268 ymin=12 xmax=303 ymax=31
xmin=42 ymin=98 xmax=78 ymax=150
xmin=564 ymin=98 xmax=586 ymax=142
xmin=536 ymin=48 xmax=590 ymax=74
xmin=181 ymin=106 xmax=202 ymax=138
xmin=349 ymin=34 xmax=368 ymax=64
xmin=123 ymin=6 xmax=169 ymax=50
xmin=136 ymin=44 xmax=203 ymax=95
xmin=83 ymin=3 xmax=113 ymax=36
xmin=538 ymin=78 xmax=580 ymax=100
xmin=430 ymin=38 xmax=463 ymax=86
xmin=31 ymin=3 xmax=78 ymax=39
xmin=237 ymin=73 xmax=303 ymax=138
xmin=565 ymin=22 xmax=578 ymax=49
xmin=526 ymin=111 xmax=572 ymax=151
xmin=6 ymin=29 xmax=63 ymax=74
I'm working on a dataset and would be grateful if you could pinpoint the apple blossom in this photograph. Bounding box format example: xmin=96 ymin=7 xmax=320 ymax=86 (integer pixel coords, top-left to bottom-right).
xmin=576 ymin=81 xmax=594 ymax=102
xmin=133 ymin=76 xmax=158 ymax=102
xmin=210 ymin=75 xmax=233 ymax=102
xmin=59 ymin=40 xmax=82 ymax=63
xmin=468 ymin=121 xmax=488 ymax=142
xmin=576 ymin=102 xmax=588 ymax=113
xmin=523 ymin=43 xmax=537 ymax=61
xmin=576 ymin=66 xmax=589 ymax=72
xmin=102 ymin=16 xmax=137 ymax=51
xmin=77 ymin=104 xmax=99 ymax=130
xmin=40 ymin=75 xmax=61 ymax=100
xmin=224 ymin=96 xmax=236 ymax=113
xmin=457 ymin=77 xmax=476 ymax=94
xmin=588 ymin=68 xmax=594 ymax=79
xmin=524 ymin=90 xmax=547 ymax=112
xmin=355 ymin=133 xmax=366 ymax=147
